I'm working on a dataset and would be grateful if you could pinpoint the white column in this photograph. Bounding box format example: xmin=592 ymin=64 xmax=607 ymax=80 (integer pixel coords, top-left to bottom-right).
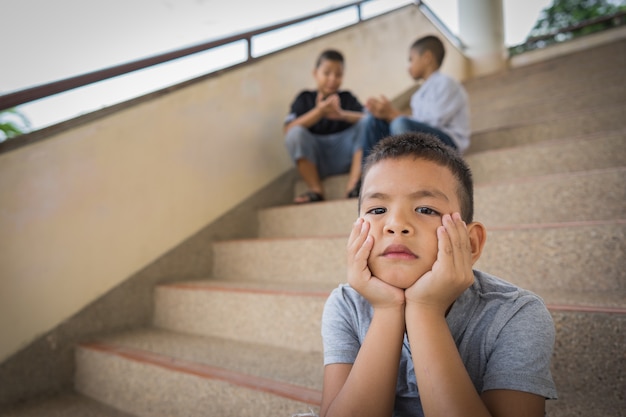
xmin=458 ymin=0 xmax=507 ymax=76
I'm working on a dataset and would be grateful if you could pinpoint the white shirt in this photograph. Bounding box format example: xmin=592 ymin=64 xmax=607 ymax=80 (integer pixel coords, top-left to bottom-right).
xmin=410 ymin=71 xmax=471 ymax=152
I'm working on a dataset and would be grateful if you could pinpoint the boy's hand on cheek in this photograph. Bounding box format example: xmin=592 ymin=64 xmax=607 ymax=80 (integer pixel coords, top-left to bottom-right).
xmin=405 ymin=213 xmax=474 ymax=315
xmin=347 ymin=218 xmax=405 ymax=308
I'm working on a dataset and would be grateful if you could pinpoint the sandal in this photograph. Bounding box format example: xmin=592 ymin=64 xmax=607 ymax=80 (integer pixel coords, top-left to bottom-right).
xmin=346 ymin=179 xmax=361 ymax=199
xmin=294 ymin=191 xmax=324 ymax=204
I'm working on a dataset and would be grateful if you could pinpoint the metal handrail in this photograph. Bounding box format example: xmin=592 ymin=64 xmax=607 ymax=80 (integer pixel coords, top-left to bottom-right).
xmin=0 ymin=0 xmax=376 ymax=112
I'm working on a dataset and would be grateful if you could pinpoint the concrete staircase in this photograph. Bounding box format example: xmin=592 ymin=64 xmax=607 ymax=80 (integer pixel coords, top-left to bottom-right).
xmin=3 ymin=38 xmax=625 ymax=417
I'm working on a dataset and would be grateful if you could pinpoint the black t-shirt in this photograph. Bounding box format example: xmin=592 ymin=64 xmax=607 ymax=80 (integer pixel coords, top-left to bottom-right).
xmin=285 ymin=90 xmax=363 ymax=135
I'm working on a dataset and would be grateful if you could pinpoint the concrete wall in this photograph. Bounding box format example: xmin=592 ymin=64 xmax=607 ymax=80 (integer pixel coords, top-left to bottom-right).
xmin=0 ymin=5 xmax=469 ymax=365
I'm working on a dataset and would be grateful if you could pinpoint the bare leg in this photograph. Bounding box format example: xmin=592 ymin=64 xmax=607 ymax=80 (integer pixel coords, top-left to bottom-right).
xmin=294 ymin=158 xmax=324 ymax=203
xmin=345 ymin=149 xmax=363 ymax=195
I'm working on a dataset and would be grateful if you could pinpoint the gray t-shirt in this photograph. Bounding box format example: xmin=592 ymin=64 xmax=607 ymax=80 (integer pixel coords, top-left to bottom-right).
xmin=321 ymin=269 xmax=558 ymax=417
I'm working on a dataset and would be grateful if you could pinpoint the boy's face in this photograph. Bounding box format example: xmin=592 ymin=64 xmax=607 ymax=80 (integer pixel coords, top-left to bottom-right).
xmin=408 ymin=48 xmax=429 ymax=80
xmin=313 ymin=59 xmax=343 ymax=97
xmin=360 ymin=156 xmax=462 ymax=289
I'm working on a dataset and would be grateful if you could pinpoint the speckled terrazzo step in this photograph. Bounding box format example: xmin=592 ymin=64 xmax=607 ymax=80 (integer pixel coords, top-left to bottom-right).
xmin=151 ymin=277 xmax=625 ymax=356
xmin=74 ymin=329 xmax=322 ymax=417
xmin=153 ymin=280 xmax=332 ymax=352
xmin=0 ymin=392 xmax=138 ymax=417
xmin=545 ymin=309 xmax=626 ymax=417
xmin=270 ymin=167 xmax=625 ymax=238
xmin=465 ymin=104 xmax=626 ymax=155
xmin=464 ymin=38 xmax=626 ymax=103
xmin=294 ymin=128 xmax=626 ymax=203
xmin=466 ymin=129 xmax=626 ymax=182
xmin=465 ymin=39 xmax=626 ymax=132
xmin=474 ymin=167 xmax=625 ymax=226
xmin=79 ymin=288 xmax=624 ymax=417
xmin=472 ymin=88 xmax=625 ymax=132
xmin=215 ymin=221 xmax=626 ymax=296
xmin=467 ymin=107 xmax=626 ymax=154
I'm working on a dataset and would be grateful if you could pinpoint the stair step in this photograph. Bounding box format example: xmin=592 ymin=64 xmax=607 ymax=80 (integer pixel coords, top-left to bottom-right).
xmin=212 ymin=236 xmax=347 ymax=284
xmin=0 ymin=392 xmax=137 ymax=417
xmin=468 ymin=108 xmax=626 ymax=153
xmin=467 ymin=55 xmax=625 ymax=107
xmin=215 ymin=221 xmax=626 ymax=298
xmin=71 ymin=312 xmax=626 ymax=417
xmin=293 ymin=126 xmax=626 ymax=200
xmin=153 ymin=276 xmax=624 ymax=357
xmin=466 ymin=130 xmax=626 ymax=182
xmin=295 ymin=174 xmax=351 ymax=202
xmin=265 ymin=168 xmax=624 ymax=238
xmin=475 ymin=167 xmax=625 ymax=226
xmin=470 ymin=90 xmax=625 ymax=132
xmin=468 ymin=68 xmax=625 ymax=108
xmin=467 ymin=67 xmax=625 ymax=111
xmin=546 ymin=310 xmax=626 ymax=417
xmin=476 ymin=220 xmax=625 ymax=294
xmin=75 ymin=329 xmax=321 ymax=417
xmin=471 ymin=96 xmax=626 ymax=132
xmin=259 ymin=199 xmax=357 ymax=239
xmin=154 ymin=280 xmax=332 ymax=351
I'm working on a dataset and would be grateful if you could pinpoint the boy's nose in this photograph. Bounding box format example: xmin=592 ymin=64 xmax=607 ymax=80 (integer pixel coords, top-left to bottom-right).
xmin=383 ymin=220 xmax=414 ymax=235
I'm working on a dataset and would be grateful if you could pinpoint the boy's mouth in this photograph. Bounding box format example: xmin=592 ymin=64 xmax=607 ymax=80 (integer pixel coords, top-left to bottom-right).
xmin=381 ymin=244 xmax=417 ymax=260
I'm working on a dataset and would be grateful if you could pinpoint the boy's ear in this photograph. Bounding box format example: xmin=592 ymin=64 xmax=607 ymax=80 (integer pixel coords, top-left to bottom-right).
xmin=422 ymin=50 xmax=434 ymax=65
xmin=467 ymin=222 xmax=487 ymax=265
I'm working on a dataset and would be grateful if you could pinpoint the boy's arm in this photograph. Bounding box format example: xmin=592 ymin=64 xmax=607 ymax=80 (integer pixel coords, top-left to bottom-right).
xmin=366 ymin=95 xmax=407 ymax=122
xmin=321 ymin=307 xmax=405 ymax=417
xmin=320 ymin=219 xmax=406 ymax=417
xmin=331 ymin=109 xmax=363 ymax=124
xmin=405 ymin=214 xmax=545 ymax=417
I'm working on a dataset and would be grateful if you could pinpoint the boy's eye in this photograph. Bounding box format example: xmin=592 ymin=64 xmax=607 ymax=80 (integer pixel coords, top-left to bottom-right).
xmin=366 ymin=207 xmax=386 ymax=215
xmin=416 ymin=207 xmax=439 ymax=215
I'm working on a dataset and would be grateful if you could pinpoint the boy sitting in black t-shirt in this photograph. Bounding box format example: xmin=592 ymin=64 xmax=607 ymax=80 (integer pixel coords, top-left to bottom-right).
xmin=284 ymin=49 xmax=365 ymax=203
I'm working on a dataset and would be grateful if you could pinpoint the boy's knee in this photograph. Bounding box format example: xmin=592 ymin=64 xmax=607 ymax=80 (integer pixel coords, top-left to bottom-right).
xmin=362 ymin=113 xmax=379 ymax=128
xmin=389 ymin=116 xmax=413 ymax=134
xmin=284 ymin=125 xmax=308 ymax=147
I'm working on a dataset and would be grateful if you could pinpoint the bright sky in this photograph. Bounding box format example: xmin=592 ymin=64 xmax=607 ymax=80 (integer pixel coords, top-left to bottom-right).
xmin=1 ymin=0 xmax=551 ymax=133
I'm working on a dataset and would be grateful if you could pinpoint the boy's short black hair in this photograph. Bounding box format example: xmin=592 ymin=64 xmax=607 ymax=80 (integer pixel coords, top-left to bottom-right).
xmin=316 ymin=49 xmax=344 ymax=68
xmin=411 ymin=35 xmax=445 ymax=68
xmin=362 ymin=132 xmax=474 ymax=223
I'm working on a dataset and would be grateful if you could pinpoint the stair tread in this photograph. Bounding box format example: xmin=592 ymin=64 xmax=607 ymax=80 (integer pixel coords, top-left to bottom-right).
xmin=0 ymin=392 xmax=137 ymax=417
xmin=158 ymin=278 xmax=338 ymax=294
xmin=158 ymin=278 xmax=626 ymax=312
xmin=467 ymin=129 xmax=626 ymax=181
xmin=214 ymin=221 xmax=626 ymax=295
xmin=82 ymin=328 xmax=324 ymax=393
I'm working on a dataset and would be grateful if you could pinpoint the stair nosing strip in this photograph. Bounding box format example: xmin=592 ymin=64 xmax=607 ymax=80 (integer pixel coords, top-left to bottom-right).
xmin=159 ymin=282 xmax=332 ymax=298
xmin=80 ymin=342 xmax=322 ymax=406
xmin=546 ymin=304 xmax=626 ymax=315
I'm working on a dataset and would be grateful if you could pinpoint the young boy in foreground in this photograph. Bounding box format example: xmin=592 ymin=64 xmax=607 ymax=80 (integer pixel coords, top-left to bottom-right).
xmin=320 ymin=133 xmax=557 ymax=417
